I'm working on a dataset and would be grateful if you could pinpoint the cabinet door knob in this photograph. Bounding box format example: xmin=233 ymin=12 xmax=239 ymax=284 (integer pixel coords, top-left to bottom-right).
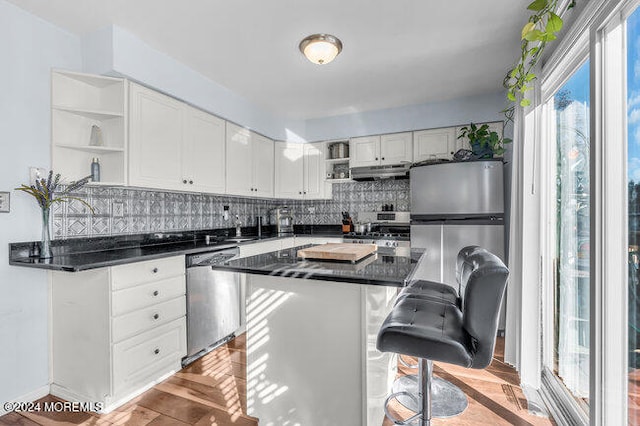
xmin=381 ymin=157 xmax=385 ymax=160
xmin=152 ymin=268 xmax=158 ymax=273
xmin=153 ymin=290 xmax=159 ymax=296
xmin=375 ymin=157 xmax=379 ymax=160
xmin=153 ymin=313 xmax=160 ymax=320
xmin=189 ymin=180 xmax=193 ymax=184
xmin=183 ymin=179 xmax=188 ymax=184
xmin=299 ymin=191 xmax=302 ymax=195
xmin=154 ymin=348 xmax=160 ymax=355
xmin=303 ymin=191 xmax=306 ymax=194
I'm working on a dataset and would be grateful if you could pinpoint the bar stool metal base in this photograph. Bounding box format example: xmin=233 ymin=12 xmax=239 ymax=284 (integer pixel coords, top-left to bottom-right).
xmin=392 ymin=374 xmax=468 ymax=418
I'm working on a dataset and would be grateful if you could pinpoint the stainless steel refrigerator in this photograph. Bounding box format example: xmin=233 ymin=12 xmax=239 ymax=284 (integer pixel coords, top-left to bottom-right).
xmin=410 ymin=160 xmax=506 ymax=328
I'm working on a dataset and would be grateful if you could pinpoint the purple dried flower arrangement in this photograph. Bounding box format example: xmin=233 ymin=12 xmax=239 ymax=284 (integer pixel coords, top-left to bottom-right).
xmin=15 ymin=171 xmax=94 ymax=258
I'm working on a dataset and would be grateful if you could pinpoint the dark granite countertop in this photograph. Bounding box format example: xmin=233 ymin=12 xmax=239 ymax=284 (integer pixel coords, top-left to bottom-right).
xmin=211 ymin=246 xmax=425 ymax=287
xmin=9 ymin=225 xmax=344 ymax=272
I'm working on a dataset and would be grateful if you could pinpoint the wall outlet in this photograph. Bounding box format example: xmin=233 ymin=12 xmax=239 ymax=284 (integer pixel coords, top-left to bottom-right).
xmin=29 ymin=167 xmax=47 ymax=185
xmin=0 ymin=192 xmax=10 ymax=213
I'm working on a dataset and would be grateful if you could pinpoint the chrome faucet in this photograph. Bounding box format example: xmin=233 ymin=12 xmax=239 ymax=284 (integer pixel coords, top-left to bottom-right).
xmin=235 ymin=215 xmax=242 ymax=237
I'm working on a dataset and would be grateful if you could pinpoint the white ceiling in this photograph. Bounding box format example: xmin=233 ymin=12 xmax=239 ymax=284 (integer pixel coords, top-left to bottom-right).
xmin=9 ymin=0 xmax=528 ymax=120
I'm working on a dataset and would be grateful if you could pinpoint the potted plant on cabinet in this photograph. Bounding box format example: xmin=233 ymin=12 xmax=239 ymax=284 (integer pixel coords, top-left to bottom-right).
xmin=458 ymin=123 xmax=512 ymax=158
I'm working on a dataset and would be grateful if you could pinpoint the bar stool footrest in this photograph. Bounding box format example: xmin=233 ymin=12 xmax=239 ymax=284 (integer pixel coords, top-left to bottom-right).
xmin=392 ymin=374 xmax=468 ymax=418
xmin=383 ymin=391 xmax=422 ymax=425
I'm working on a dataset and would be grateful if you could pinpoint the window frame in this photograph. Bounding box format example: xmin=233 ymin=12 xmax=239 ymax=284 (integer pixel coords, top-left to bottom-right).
xmin=533 ymin=0 xmax=640 ymax=424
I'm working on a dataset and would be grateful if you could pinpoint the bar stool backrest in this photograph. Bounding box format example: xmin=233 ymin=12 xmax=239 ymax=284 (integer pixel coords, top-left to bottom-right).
xmin=456 ymin=245 xmax=483 ymax=297
xmin=458 ymin=246 xmax=509 ymax=369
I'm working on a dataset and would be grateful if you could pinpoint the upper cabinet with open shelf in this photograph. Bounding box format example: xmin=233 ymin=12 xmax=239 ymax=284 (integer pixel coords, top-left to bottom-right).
xmin=51 ymin=70 xmax=128 ymax=186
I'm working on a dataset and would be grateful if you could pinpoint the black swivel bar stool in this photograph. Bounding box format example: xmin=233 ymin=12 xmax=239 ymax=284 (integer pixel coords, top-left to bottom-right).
xmin=377 ymin=246 xmax=509 ymax=425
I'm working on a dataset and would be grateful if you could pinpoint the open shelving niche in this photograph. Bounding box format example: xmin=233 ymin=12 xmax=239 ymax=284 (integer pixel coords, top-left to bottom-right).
xmin=51 ymin=70 xmax=128 ymax=186
xmin=324 ymin=140 xmax=351 ymax=183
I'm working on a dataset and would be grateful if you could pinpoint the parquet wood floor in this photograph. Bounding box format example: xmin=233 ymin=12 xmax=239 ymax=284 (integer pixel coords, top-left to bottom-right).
xmin=1 ymin=335 xmax=554 ymax=425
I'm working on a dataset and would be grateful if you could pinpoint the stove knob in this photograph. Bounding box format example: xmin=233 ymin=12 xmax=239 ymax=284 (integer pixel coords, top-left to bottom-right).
xmin=393 ymin=241 xmax=398 ymax=247
xmin=386 ymin=241 xmax=392 ymax=247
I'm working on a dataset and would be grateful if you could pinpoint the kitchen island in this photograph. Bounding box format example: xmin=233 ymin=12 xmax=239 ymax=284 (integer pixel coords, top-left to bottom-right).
xmin=214 ymin=245 xmax=424 ymax=426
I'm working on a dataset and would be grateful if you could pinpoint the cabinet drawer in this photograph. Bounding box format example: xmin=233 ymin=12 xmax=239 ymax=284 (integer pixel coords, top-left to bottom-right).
xmin=112 ymin=276 xmax=185 ymax=316
xmin=113 ymin=317 xmax=186 ymax=395
xmin=112 ymin=296 xmax=186 ymax=343
xmin=111 ymin=256 xmax=185 ymax=290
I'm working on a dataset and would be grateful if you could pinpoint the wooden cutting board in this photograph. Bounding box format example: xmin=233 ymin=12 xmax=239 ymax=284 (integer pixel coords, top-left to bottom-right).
xmin=297 ymin=243 xmax=377 ymax=263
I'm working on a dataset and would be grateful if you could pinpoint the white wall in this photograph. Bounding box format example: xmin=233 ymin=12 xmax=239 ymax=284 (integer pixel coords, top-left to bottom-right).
xmin=0 ymin=0 xmax=81 ymax=405
xmin=83 ymin=25 xmax=307 ymax=142
xmin=305 ymin=91 xmax=509 ymax=141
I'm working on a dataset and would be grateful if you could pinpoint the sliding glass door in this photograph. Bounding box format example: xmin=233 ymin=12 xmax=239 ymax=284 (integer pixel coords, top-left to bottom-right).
xmin=629 ymin=6 xmax=640 ymax=424
xmin=549 ymin=60 xmax=591 ymax=412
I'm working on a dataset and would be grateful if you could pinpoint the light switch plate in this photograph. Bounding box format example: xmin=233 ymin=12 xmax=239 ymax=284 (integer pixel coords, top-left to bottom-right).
xmin=0 ymin=192 xmax=10 ymax=213
xmin=29 ymin=167 xmax=47 ymax=186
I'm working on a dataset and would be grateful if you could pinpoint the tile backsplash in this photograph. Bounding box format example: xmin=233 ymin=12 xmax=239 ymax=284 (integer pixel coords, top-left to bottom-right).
xmin=53 ymin=180 xmax=410 ymax=238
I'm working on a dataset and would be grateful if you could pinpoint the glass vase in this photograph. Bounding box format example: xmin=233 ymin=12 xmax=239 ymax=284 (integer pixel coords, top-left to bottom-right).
xmin=40 ymin=207 xmax=53 ymax=259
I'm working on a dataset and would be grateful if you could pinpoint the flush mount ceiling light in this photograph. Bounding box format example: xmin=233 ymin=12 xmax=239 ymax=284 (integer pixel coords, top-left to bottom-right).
xmin=299 ymin=33 xmax=343 ymax=65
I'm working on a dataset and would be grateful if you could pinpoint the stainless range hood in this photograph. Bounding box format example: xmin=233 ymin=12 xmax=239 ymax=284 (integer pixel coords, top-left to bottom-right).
xmin=350 ymin=164 xmax=411 ymax=181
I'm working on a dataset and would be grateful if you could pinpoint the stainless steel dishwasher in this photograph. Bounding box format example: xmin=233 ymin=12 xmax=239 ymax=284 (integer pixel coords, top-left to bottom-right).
xmin=184 ymin=247 xmax=241 ymax=366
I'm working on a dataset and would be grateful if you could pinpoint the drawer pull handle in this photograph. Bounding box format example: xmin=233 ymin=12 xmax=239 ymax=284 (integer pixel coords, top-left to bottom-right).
xmin=152 ymin=268 xmax=159 ymax=273
xmin=153 ymin=290 xmax=159 ymax=296
xmin=153 ymin=313 xmax=160 ymax=320
xmin=154 ymin=348 xmax=160 ymax=355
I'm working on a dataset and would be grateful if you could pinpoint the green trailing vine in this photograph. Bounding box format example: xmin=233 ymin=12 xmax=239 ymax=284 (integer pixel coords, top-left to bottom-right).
xmin=503 ymin=0 xmax=577 ymax=121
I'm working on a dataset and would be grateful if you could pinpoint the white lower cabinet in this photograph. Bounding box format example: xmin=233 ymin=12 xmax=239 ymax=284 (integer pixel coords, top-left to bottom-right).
xmin=238 ymin=238 xmax=294 ymax=258
xmin=245 ymin=274 xmax=396 ymax=426
xmin=50 ymin=256 xmax=187 ymax=412
xmin=293 ymin=236 xmax=342 ymax=246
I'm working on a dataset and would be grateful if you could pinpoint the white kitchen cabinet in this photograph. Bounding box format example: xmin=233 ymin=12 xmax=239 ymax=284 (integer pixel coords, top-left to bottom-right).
xmin=183 ymin=106 xmax=226 ymax=193
xmin=349 ymin=136 xmax=380 ymax=168
xmin=350 ymin=133 xmax=412 ymax=168
xmin=51 ymin=70 xmax=128 ymax=185
xmin=293 ymin=236 xmax=343 ymax=246
xmin=129 ymin=83 xmax=226 ymax=193
xmin=379 ymin=132 xmax=413 ymax=165
xmin=274 ymin=142 xmax=304 ymax=198
xmin=226 ymin=122 xmax=274 ymax=197
xmin=413 ymin=127 xmax=457 ymax=162
xmin=245 ymin=274 xmax=395 ymax=426
xmin=274 ymin=142 xmax=326 ymax=199
xmin=225 ymin=122 xmax=253 ymax=196
xmin=454 ymin=121 xmax=503 ymax=152
xmin=129 ymin=82 xmax=185 ymax=191
xmin=303 ymin=143 xmax=326 ymax=199
xmin=253 ymin=132 xmax=275 ymax=197
xmin=238 ymin=238 xmax=291 ymax=258
xmin=50 ymin=256 xmax=187 ymax=412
